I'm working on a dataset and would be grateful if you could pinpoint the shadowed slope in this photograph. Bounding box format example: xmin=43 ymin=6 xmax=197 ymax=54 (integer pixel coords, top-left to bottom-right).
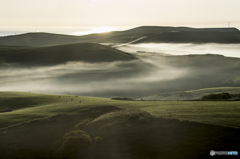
xmin=82 ymin=109 xmax=240 ymax=159
xmin=0 ymin=43 xmax=136 ymax=66
xmin=1 ymin=107 xmax=238 ymax=159
xmin=0 ymin=106 xmax=122 ymax=159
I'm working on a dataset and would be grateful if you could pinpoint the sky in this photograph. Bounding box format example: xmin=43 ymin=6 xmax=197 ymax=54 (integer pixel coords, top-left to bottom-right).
xmin=1 ymin=0 xmax=240 ymax=31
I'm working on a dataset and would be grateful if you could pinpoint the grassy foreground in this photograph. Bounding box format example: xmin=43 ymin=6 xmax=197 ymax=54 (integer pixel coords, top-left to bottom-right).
xmin=0 ymin=91 xmax=240 ymax=129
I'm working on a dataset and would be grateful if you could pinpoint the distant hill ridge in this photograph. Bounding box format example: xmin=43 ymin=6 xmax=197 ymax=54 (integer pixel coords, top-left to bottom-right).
xmin=140 ymin=87 xmax=240 ymax=101
xmin=0 ymin=32 xmax=82 ymax=47
xmin=0 ymin=43 xmax=137 ymax=66
xmin=177 ymin=27 xmax=238 ymax=32
xmin=0 ymin=26 xmax=239 ymax=46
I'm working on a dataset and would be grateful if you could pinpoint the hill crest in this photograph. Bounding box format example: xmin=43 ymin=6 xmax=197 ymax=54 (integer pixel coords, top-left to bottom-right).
xmin=1 ymin=26 xmax=239 ymax=46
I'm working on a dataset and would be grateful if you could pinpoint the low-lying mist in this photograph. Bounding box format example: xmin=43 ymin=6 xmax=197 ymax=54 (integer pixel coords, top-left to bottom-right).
xmin=0 ymin=59 xmax=192 ymax=98
xmin=117 ymin=43 xmax=240 ymax=58
xmin=2 ymin=49 xmax=240 ymax=98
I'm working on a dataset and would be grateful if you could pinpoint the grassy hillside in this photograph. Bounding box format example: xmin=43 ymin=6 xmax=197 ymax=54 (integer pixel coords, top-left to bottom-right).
xmin=0 ymin=92 xmax=110 ymax=128
xmin=142 ymin=87 xmax=240 ymax=101
xmin=1 ymin=91 xmax=240 ymax=129
xmin=0 ymin=43 xmax=136 ymax=66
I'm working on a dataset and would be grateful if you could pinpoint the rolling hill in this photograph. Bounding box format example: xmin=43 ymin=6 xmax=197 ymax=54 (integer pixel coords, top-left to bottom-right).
xmin=0 ymin=43 xmax=137 ymax=66
xmin=0 ymin=26 xmax=191 ymax=47
xmin=1 ymin=91 xmax=240 ymax=129
xmin=1 ymin=26 xmax=239 ymax=47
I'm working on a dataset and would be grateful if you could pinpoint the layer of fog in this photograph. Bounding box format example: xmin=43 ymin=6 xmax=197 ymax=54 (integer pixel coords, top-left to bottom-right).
xmin=0 ymin=60 xmax=191 ymax=98
xmin=1 ymin=42 xmax=240 ymax=98
xmin=2 ymin=52 xmax=239 ymax=98
xmin=116 ymin=43 xmax=240 ymax=58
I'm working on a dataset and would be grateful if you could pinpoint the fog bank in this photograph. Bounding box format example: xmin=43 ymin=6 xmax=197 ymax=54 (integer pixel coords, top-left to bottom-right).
xmin=0 ymin=60 xmax=189 ymax=98
xmin=117 ymin=43 xmax=240 ymax=58
xmin=1 ymin=43 xmax=240 ymax=98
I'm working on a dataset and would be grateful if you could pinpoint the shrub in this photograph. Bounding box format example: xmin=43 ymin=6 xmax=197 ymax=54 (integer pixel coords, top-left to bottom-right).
xmin=62 ymin=134 xmax=92 ymax=148
xmin=94 ymin=136 xmax=103 ymax=143
xmin=54 ymin=130 xmax=92 ymax=158
xmin=111 ymin=97 xmax=134 ymax=100
xmin=63 ymin=130 xmax=87 ymax=139
xmin=75 ymin=118 xmax=93 ymax=130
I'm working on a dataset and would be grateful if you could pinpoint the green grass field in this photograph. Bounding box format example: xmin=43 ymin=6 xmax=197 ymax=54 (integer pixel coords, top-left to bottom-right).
xmin=0 ymin=91 xmax=240 ymax=129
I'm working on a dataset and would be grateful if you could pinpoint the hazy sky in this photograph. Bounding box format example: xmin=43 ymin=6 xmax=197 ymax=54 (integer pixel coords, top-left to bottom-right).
xmin=1 ymin=0 xmax=240 ymax=29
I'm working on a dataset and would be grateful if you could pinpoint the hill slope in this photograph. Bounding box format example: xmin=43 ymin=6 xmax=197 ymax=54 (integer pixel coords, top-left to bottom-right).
xmin=1 ymin=91 xmax=240 ymax=129
xmin=0 ymin=43 xmax=136 ymax=66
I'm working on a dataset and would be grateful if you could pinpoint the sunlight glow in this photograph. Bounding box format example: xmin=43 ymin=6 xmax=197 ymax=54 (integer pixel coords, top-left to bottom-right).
xmin=74 ymin=27 xmax=116 ymax=35
xmin=91 ymin=27 xmax=116 ymax=33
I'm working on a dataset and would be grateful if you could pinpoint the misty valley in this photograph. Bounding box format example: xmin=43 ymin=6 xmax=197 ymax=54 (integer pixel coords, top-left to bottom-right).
xmin=1 ymin=43 xmax=240 ymax=98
